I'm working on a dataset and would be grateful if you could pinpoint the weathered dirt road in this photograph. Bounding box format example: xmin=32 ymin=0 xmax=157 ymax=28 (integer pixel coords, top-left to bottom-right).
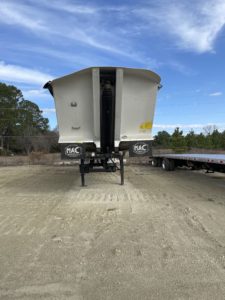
xmin=0 ymin=165 xmax=225 ymax=299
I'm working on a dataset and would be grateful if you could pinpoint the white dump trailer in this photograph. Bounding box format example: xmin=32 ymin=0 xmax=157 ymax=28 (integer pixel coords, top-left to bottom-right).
xmin=44 ymin=67 xmax=161 ymax=185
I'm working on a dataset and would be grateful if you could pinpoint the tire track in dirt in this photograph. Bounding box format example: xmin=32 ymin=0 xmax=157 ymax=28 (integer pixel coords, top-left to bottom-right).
xmin=1 ymin=165 xmax=225 ymax=299
xmin=128 ymin=165 xmax=225 ymax=273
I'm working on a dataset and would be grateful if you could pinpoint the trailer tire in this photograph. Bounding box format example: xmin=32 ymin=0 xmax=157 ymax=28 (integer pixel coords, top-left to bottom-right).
xmin=169 ymin=159 xmax=175 ymax=171
xmin=162 ymin=158 xmax=175 ymax=171
xmin=151 ymin=158 xmax=160 ymax=167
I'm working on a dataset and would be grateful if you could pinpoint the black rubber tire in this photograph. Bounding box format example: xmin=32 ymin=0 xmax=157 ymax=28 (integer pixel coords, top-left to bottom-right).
xmin=151 ymin=158 xmax=159 ymax=167
xmin=162 ymin=158 xmax=175 ymax=171
xmin=169 ymin=159 xmax=175 ymax=171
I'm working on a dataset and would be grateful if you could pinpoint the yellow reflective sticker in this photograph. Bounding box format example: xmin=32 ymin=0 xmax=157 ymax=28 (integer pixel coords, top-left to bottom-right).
xmin=139 ymin=121 xmax=152 ymax=130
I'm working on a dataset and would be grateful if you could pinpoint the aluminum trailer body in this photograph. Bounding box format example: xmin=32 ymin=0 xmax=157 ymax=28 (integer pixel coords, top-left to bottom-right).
xmin=44 ymin=66 xmax=161 ymax=185
xmin=151 ymin=153 xmax=225 ymax=173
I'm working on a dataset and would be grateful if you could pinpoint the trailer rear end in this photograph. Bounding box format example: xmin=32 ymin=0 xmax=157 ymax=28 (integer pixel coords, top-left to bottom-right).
xmin=44 ymin=66 xmax=161 ymax=185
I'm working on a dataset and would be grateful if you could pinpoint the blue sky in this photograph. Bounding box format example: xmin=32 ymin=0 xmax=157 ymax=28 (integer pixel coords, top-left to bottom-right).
xmin=0 ymin=0 xmax=225 ymax=134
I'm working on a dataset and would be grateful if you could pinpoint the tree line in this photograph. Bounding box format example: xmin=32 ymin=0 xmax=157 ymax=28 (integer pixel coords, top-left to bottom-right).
xmin=0 ymin=82 xmax=59 ymax=155
xmin=154 ymin=127 xmax=225 ymax=152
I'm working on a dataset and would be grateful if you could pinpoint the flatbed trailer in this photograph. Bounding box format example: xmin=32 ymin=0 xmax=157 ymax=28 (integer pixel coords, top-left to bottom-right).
xmin=151 ymin=153 xmax=225 ymax=173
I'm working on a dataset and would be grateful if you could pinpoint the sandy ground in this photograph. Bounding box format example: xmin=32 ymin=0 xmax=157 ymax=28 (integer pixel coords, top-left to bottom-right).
xmin=0 ymin=164 xmax=225 ymax=300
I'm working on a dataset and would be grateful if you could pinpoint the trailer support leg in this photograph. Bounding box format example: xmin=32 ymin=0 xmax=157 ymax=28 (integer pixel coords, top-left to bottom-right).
xmin=120 ymin=155 xmax=124 ymax=185
xmin=80 ymin=159 xmax=85 ymax=187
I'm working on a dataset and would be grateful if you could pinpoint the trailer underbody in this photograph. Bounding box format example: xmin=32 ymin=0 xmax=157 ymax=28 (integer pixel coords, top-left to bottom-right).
xmin=79 ymin=152 xmax=124 ymax=186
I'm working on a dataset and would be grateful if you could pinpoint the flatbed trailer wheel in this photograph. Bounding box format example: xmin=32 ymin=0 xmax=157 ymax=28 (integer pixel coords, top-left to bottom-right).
xmin=151 ymin=158 xmax=160 ymax=167
xmin=162 ymin=158 xmax=175 ymax=171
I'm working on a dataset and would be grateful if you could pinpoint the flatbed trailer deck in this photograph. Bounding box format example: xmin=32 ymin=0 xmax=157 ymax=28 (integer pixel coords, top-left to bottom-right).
xmin=151 ymin=153 xmax=225 ymax=173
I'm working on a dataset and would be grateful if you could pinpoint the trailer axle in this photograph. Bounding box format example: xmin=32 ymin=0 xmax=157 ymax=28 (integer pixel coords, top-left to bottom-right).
xmin=79 ymin=153 xmax=124 ymax=186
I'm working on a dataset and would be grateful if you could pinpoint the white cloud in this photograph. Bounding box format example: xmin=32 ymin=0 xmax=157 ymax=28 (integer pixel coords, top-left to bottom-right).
xmin=3 ymin=0 xmax=224 ymax=75
xmin=209 ymin=91 xmax=222 ymax=96
xmin=39 ymin=0 xmax=127 ymax=15
xmin=40 ymin=0 xmax=98 ymax=14
xmin=154 ymin=122 xmax=225 ymax=131
xmin=0 ymin=2 xmax=46 ymax=31
xmin=136 ymin=0 xmax=225 ymax=53
xmin=10 ymin=45 xmax=104 ymax=68
xmin=166 ymin=60 xmax=193 ymax=75
xmin=23 ymin=89 xmax=51 ymax=99
xmin=0 ymin=1 xmax=159 ymax=67
xmin=0 ymin=61 xmax=53 ymax=85
xmin=41 ymin=108 xmax=56 ymax=114
xmin=0 ymin=1 xmax=139 ymax=62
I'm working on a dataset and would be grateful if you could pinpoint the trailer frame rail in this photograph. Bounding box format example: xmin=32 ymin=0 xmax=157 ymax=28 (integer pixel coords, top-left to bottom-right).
xmin=151 ymin=153 xmax=225 ymax=173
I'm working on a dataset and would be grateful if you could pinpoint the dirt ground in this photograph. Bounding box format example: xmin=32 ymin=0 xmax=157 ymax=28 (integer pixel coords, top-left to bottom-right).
xmin=0 ymin=164 xmax=225 ymax=300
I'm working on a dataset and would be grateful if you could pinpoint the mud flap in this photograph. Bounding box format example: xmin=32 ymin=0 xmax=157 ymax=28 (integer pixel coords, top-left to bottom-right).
xmin=61 ymin=144 xmax=84 ymax=159
xmin=129 ymin=141 xmax=152 ymax=157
